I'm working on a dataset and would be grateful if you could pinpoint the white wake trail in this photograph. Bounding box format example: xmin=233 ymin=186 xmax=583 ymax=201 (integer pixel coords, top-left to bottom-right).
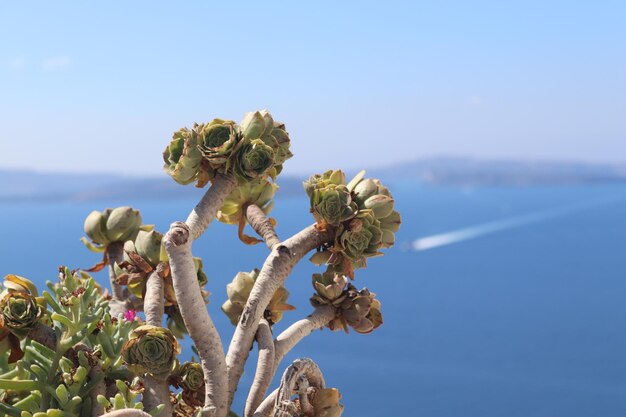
xmin=411 ymin=196 xmax=620 ymax=252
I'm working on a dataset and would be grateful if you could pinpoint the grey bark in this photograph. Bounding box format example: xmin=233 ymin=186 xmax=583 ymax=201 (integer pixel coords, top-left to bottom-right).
xmin=245 ymin=204 xmax=280 ymax=249
xmin=244 ymin=319 xmax=275 ymax=417
xmin=225 ymin=225 xmax=334 ymax=408
xmin=107 ymin=241 xmax=130 ymax=318
xmin=272 ymin=306 xmax=335 ymax=378
xmin=164 ymin=222 xmax=228 ymax=417
xmin=185 ymin=174 xmax=237 ymax=241
xmin=271 ymin=358 xmax=325 ymax=417
xmin=27 ymin=322 xmax=57 ymax=350
xmin=142 ymin=268 xmax=171 ymax=417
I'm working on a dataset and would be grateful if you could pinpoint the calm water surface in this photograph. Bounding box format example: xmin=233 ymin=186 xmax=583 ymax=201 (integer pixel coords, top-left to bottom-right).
xmin=1 ymin=183 xmax=625 ymax=416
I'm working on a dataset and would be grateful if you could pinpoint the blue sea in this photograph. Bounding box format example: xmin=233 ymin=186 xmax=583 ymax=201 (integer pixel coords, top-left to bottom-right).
xmin=1 ymin=183 xmax=626 ymax=416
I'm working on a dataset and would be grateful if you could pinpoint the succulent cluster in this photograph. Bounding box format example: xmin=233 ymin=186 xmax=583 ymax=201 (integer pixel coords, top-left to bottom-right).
xmin=163 ymin=110 xmax=292 ymax=187
xmin=81 ymin=207 xmax=145 ymax=253
xmin=0 ymin=268 xmax=142 ymax=417
xmin=169 ymin=361 xmax=205 ymax=407
xmin=222 ymin=269 xmax=294 ymax=326
xmin=121 ymin=324 xmax=180 ymax=377
xmin=217 ymin=178 xmax=278 ymax=244
xmin=0 ymin=275 xmax=43 ymax=362
xmin=306 ymin=170 xmax=401 ymax=276
xmin=113 ymin=229 xmax=209 ymax=338
xmin=1 ymin=110 xmax=402 ymax=417
xmin=311 ymin=274 xmax=382 ymax=334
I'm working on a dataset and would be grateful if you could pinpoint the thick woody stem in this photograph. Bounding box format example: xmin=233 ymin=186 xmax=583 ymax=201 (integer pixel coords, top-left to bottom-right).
xmin=244 ymin=319 xmax=275 ymax=417
xmin=144 ymin=268 xmax=165 ymax=326
xmin=296 ymin=376 xmax=314 ymax=417
xmin=272 ymin=306 xmax=335 ymax=377
xmin=27 ymin=322 xmax=57 ymax=350
xmin=272 ymin=358 xmax=325 ymax=417
xmin=245 ymin=204 xmax=280 ymax=249
xmin=100 ymin=410 xmax=153 ymax=417
xmin=186 ymin=174 xmax=237 ymax=241
xmin=252 ymin=388 xmax=278 ymax=417
xmin=225 ymin=225 xmax=334 ymax=408
xmin=107 ymin=242 xmax=129 ymax=318
xmin=164 ymin=222 xmax=228 ymax=417
xmin=142 ymin=267 xmax=171 ymax=417
xmin=88 ymin=364 xmax=106 ymax=417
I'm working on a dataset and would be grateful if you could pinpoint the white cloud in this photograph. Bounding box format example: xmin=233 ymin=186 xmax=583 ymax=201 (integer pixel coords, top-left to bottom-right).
xmin=8 ymin=56 xmax=26 ymax=70
xmin=42 ymin=56 xmax=71 ymax=71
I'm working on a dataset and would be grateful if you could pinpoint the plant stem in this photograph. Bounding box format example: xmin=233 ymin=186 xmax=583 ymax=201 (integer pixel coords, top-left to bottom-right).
xmin=225 ymin=225 xmax=334 ymax=409
xmin=244 ymin=319 xmax=275 ymax=417
xmin=164 ymin=222 xmax=228 ymax=417
xmin=107 ymin=242 xmax=129 ymax=318
xmin=271 ymin=358 xmax=325 ymax=417
xmin=272 ymin=306 xmax=335 ymax=380
xmin=245 ymin=204 xmax=280 ymax=249
xmin=142 ymin=268 xmax=171 ymax=417
xmin=185 ymin=174 xmax=237 ymax=241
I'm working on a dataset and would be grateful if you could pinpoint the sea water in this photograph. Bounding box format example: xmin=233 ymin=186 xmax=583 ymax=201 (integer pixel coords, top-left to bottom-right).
xmin=1 ymin=183 xmax=625 ymax=416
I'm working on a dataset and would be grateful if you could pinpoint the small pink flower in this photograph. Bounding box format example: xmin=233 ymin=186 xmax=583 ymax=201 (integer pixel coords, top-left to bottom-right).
xmin=123 ymin=310 xmax=137 ymax=322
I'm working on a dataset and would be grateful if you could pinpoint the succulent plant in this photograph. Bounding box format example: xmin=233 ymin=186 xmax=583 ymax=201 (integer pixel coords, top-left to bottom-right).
xmin=321 ymin=284 xmax=383 ymax=334
xmin=311 ymin=388 xmax=344 ymax=417
xmin=171 ymin=361 xmax=205 ymax=407
xmin=334 ymin=209 xmax=383 ymax=265
xmin=241 ymin=110 xmax=293 ymax=176
xmin=232 ymin=138 xmax=275 ymax=183
xmin=310 ymin=270 xmax=348 ymax=307
xmin=197 ymin=119 xmax=242 ymax=172
xmin=163 ymin=127 xmax=206 ymax=186
xmin=132 ymin=229 xmax=168 ymax=268
xmin=0 ymin=267 xmax=139 ymax=415
xmin=216 ymin=178 xmax=278 ymax=244
xmin=349 ymin=174 xmax=395 ymax=218
xmin=222 ymin=269 xmax=294 ymax=326
xmin=310 ymin=183 xmax=358 ymax=226
xmin=217 ymin=178 xmax=278 ymax=226
xmin=121 ymin=324 xmax=180 ymax=377
xmin=303 ymin=169 xmax=346 ymax=198
xmin=341 ymin=287 xmax=383 ymax=334
xmin=81 ymin=206 xmax=144 ymax=253
xmin=2 ymin=274 xmax=39 ymax=296
xmin=0 ymin=290 xmax=41 ymax=338
xmin=116 ymin=239 xmax=208 ymax=310
xmin=379 ymin=210 xmax=401 ymax=248
xmin=0 ymin=111 xmax=405 ymax=417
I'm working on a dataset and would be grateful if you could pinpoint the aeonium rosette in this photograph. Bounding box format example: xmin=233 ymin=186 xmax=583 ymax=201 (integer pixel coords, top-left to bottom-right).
xmin=306 ymin=170 xmax=401 ymax=276
xmin=163 ymin=127 xmax=205 ymax=186
xmin=121 ymin=324 xmax=180 ymax=377
xmin=0 ymin=275 xmax=43 ymax=362
xmin=162 ymin=110 xmax=292 ymax=188
xmin=170 ymin=361 xmax=205 ymax=407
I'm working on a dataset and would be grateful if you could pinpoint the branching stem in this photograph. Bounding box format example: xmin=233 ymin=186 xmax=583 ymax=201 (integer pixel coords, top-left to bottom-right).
xmin=272 ymin=306 xmax=335 ymax=378
xmin=142 ymin=267 xmax=171 ymax=416
xmin=164 ymin=222 xmax=228 ymax=417
xmin=225 ymin=225 xmax=334 ymax=408
xmin=244 ymin=319 xmax=275 ymax=417
xmin=245 ymin=204 xmax=280 ymax=249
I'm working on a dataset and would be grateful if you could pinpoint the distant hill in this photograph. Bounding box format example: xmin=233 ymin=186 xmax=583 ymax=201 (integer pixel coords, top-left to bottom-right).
xmin=2 ymin=158 xmax=626 ymax=202
xmin=370 ymin=157 xmax=626 ymax=186
xmin=0 ymin=170 xmax=305 ymax=202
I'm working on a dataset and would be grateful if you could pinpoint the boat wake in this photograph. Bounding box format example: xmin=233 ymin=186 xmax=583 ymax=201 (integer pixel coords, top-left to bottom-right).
xmin=410 ymin=196 xmax=621 ymax=251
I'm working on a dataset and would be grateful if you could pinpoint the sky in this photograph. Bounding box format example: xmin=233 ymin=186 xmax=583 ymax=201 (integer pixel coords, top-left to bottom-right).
xmin=1 ymin=1 xmax=625 ymax=176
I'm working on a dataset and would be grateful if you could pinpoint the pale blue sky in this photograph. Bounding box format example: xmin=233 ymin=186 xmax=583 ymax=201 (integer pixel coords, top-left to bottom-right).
xmin=1 ymin=1 xmax=625 ymax=176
